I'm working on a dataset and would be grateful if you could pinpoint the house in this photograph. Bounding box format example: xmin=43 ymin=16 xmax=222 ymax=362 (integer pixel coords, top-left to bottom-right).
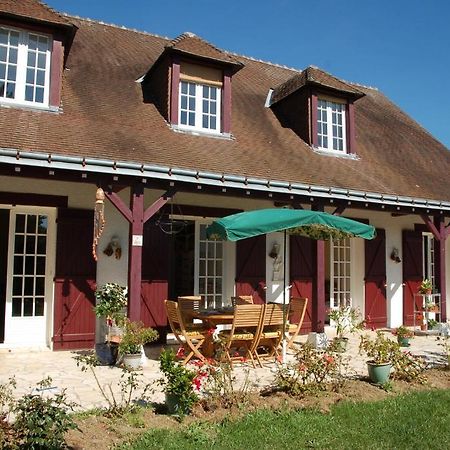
xmin=0 ymin=0 xmax=449 ymax=350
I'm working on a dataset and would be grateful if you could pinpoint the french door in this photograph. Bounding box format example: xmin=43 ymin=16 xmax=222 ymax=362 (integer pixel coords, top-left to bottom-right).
xmin=4 ymin=207 xmax=55 ymax=347
xmin=330 ymin=238 xmax=352 ymax=309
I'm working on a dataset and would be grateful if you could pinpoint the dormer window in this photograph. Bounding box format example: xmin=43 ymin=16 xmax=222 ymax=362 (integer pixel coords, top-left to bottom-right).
xmin=317 ymin=98 xmax=346 ymax=152
xmin=179 ymin=80 xmax=221 ymax=133
xmin=0 ymin=26 xmax=51 ymax=107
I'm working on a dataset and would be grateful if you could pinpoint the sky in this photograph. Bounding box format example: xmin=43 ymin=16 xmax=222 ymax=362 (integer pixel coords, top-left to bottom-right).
xmin=45 ymin=0 xmax=450 ymax=149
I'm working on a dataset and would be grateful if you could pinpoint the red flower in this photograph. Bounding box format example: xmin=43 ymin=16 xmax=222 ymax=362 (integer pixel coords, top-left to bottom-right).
xmin=207 ymin=327 xmax=216 ymax=336
xmin=323 ymin=354 xmax=335 ymax=365
xmin=276 ymin=355 xmax=283 ymax=363
xmin=240 ymin=357 xmax=248 ymax=363
xmin=192 ymin=376 xmax=202 ymax=391
xmin=233 ymin=351 xmax=240 ymax=357
xmin=192 ymin=360 xmax=204 ymax=367
xmin=176 ymin=347 xmax=185 ymax=359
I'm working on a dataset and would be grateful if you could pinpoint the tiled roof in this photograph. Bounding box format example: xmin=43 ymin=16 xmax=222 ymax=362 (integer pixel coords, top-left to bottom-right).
xmin=271 ymin=66 xmax=365 ymax=104
xmin=165 ymin=32 xmax=243 ymax=69
xmin=0 ymin=0 xmax=73 ymax=27
xmin=1 ymin=12 xmax=450 ymax=203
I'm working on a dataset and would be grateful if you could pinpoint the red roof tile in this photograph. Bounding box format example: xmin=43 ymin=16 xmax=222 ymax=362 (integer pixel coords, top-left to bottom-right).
xmin=0 ymin=0 xmax=73 ymax=27
xmin=0 ymin=13 xmax=449 ymax=203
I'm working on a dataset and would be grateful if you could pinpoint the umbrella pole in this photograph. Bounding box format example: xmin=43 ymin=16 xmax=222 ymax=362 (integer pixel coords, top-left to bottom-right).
xmin=282 ymin=229 xmax=287 ymax=364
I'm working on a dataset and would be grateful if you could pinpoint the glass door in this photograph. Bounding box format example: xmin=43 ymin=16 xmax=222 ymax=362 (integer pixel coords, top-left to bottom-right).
xmin=4 ymin=208 xmax=55 ymax=346
xmin=330 ymin=238 xmax=352 ymax=309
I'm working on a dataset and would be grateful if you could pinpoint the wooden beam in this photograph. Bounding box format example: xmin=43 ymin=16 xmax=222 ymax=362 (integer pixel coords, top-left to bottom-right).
xmin=332 ymin=205 xmax=346 ymax=216
xmin=420 ymin=214 xmax=440 ymax=241
xmin=104 ymin=190 xmax=133 ymax=223
xmin=143 ymin=189 xmax=177 ymax=223
xmin=313 ymin=240 xmax=326 ymax=333
xmin=438 ymin=217 xmax=447 ymax=321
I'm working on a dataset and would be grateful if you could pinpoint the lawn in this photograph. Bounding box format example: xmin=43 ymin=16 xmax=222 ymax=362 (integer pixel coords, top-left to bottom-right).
xmin=119 ymin=389 xmax=450 ymax=450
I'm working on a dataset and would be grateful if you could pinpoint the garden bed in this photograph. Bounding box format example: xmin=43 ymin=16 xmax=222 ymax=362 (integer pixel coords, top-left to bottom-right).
xmin=66 ymin=368 xmax=450 ymax=450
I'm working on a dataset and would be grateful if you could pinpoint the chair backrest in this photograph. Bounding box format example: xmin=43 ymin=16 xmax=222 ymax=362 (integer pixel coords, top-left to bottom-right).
xmin=288 ymin=297 xmax=308 ymax=325
xmin=165 ymin=300 xmax=184 ymax=332
xmin=231 ymin=304 xmax=264 ymax=331
xmin=178 ymin=296 xmax=203 ymax=325
xmin=231 ymin=295 xmax=254 ymax=307
xmin=262 ymin=303 xmax=285 ymax=327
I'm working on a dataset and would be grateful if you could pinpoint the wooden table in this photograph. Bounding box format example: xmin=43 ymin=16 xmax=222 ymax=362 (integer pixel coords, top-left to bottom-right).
xmin=192 ymin=308 xmax=235 ymax=357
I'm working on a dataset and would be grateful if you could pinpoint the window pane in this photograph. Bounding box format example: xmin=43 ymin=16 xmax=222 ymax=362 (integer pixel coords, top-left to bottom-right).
xmin=35 ymin=277 xmax=45 ymax=296
xmin=0 ymin=29 xmax=7 ymax=45
xmin=13 ymin=277 xmax=22 ymax=296
xmin=181 ymin=81 xmax=187 ymax=94
xmin=25 ymin=85 xmax=34 ymax=102
xmin=37 ymin=216 xmax=47 ymax=234
xmin=35 ymin=298 xmax=44 ymax=316
xmin=180 ymin=110 xmax=187 ymax=125
xmin=9 ymin=31 xmax=19 ymax=47
xmin=36 ymin=257 xmax=45 ymax=275
xmin=27 ymin=214 xmax=38 ymax=233
xmin=12 ymin=298 xmax=21 ymax=317
xmin=16 ymin=214 xmax=25 ymax=232
xmin=0 ymin=81 xmax=4 ymax=97
xmin=14 ymin=235 xmax=24 ymax=253
xmin=181 ymin=96 xmax=187 ymax=109
xmin=23 ymin=298 xmax=33 ymax=316
xmin=6 ymin=82 xmax=14 ymax=98
xmin=7 ymin=65 xmax=16 ymax=81
xmin=188 ymin=112 xmax=195 ymax=126
xmin=188 ymin=97 xmax=195 ymax=110
xmin=25 ymin=256 xmax=35 ymax=275
xmin=24 ymin=277 xmax=34 ymax=296
xmin=26 ymin=68 xmax=34 ymax=84
xmin=37 ymin=36 xmax=48 ymax=51
xmin=211 ymin=88 xmax=217 ymax=100
xmin=27 ymin=52 xmax=36 ymax=67
xmin=202 ymin=115 xmax=208 ymax=129
xmin=29 ymin=35 xmax=38 ymax=50
xmin=35 ymin=87 xmax=44 ymax=103
xmin=37 ymin=236 xmax=46 ymax=255
xmin=210 ymin=117 xmax=216 ymax=130
xmin=202 ymin=99 xmax=208 ymax=113
xmin=14 ymin=256 xmax=23 ymax=274
xmin=0 ymin=46 xmax=6 ymax=62
xmin=0 ymin=63 xmax=5 ymax=78
xmin=8 ymin=48 xmax=17 ymax=64
xmin=25 ymin=236 xmax=36 ymax=254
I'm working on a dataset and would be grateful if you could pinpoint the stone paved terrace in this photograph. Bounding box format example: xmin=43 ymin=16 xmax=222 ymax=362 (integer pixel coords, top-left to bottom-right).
xmin=0 ymin=329 xmax=448 ymax=411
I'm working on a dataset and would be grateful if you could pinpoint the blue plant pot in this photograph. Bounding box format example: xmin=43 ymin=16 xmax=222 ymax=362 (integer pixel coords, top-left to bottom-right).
xmin=397 ymin=336 xmax=410 ymax=347
xmin=367 ymin=362 xmax=392 ymax=384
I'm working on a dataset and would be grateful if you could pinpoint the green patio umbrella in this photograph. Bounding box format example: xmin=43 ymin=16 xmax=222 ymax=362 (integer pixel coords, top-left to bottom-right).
xmin=206 ymin=208 xmax=376 ymax=362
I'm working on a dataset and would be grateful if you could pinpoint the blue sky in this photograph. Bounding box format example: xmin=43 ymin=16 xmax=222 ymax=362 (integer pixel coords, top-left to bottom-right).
xmin=46 ymin=0 xmax=450 ymax=149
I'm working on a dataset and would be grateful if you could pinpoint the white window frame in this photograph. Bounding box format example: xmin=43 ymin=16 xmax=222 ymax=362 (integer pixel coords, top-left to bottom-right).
xmin=0 ymin=25 xmax=52 ymax=108
xmin=178 ymin=80 xmax=221 ymax=134
xmin=317 ymin=98 xmax=347 ymax=153
xmin=330 ymin=238 xmax=352 ymax=310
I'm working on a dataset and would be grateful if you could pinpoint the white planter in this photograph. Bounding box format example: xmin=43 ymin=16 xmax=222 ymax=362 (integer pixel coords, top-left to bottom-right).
xmin=122 ymin=353 xmax=142 ymax=370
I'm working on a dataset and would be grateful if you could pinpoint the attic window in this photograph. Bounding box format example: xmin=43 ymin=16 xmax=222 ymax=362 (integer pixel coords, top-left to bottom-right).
xmin=0 ymin=26 xmax=51 ymax=107
xmin=171 ymin=61 xmax=231 ymax=136
xmin=179 ymin=81 xmax=221 ymax=132
xmin=317 ymin=98 xmax=346 ymax=152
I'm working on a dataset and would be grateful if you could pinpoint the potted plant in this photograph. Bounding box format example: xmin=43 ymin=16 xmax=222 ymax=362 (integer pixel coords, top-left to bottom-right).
xmin=419 ymin=279 xmax=432 ymax=294
xmin=427 ymin=318 xmax=438 ymax=331
xmin=158 ymin=348 xmax=200 ymax=417
xmin=359 ymin=332 xmax=399 ymax=384
xmin=328 ymin=305 xmax=364 ymax=352
xmin=93 ymin=283 xmax=127 ymax=365
xmin=119 ymin=319 xmax=159 ymax=370
xmin=392 ymin=325 xmax=414 ymax=347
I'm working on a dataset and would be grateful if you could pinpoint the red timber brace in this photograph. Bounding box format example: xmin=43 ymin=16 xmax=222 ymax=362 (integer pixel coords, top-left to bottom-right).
xmin=421 ymin=214 xmax=449 ymax=321
xmin=104 ymin=185 xmax=176 ymax=321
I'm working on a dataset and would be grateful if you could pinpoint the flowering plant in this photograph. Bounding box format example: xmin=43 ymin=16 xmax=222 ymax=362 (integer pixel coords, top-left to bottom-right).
xmin=359 ymin=332 xmax=399 ymax=365
xmin=328 ymin=304 xmax=364 ymax=339
xmin=392 ymin=325 xmax=414 ymax=339
xmin=419 ymin=279 xmax=432 ymax=294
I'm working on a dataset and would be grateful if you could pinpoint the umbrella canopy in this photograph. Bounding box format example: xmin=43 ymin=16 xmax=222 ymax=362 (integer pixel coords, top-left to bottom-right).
xmin=206 ymin=208 xmax=375 ymax=242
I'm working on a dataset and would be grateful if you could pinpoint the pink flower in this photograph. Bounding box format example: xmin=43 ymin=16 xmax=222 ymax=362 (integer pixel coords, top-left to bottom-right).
xmin=323 ymin=354 xmax=334 ymax=365
xmin=176 ymin=347 xmax=185 ymax=359
xmin=240 ymin=357 xmax=248 ymax=363
xmin=206 ymin=327 xmax=216 ymax=336
xmin=276 ymin=355 xmax=283 ymax=363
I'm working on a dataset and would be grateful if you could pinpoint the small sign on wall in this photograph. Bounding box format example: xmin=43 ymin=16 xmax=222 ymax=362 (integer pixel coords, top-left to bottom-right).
xmin=132 ymin=234 xmax=143 ymax=246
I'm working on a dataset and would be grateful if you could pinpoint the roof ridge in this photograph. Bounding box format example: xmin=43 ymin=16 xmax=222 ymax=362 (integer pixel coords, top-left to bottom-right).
xmin=36 ymin=0 xmax=71 ymax=23
xmin=225 ymin=51 xmax=300 ymax=72
xmin=60 ymin=12 xmax=171 ymax=41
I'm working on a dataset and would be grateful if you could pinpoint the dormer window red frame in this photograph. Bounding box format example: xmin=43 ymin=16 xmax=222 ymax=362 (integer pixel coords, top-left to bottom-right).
xmin=170 ymin=58 xmax=232 ymax=135
xmin=311 ymin=92 xmax=356 ymax=155
xmin=0 ymin=18 xmax=67 ymax=110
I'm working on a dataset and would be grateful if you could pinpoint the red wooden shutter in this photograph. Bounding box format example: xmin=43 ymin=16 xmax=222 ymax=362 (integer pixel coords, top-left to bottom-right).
xmin=235 ymin=235 xmax=266 ymax=304
xmin=290 ymin=235 xmax=314 ymax=333
xmin=402 ymin=230 xmax=423 ymax=325
xmin=53 ymin=209 xmax=96 ymax=350
xmin=141 ymin=221 xmax=170 ymax=333
xmin=364 ymin=229 xmax=387 ymax=329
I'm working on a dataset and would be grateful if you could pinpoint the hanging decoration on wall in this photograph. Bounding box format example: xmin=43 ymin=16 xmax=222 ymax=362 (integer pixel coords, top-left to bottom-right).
xmin=93 ymin=187 xmax=106 ymax=261
xmin=103 ymin=236 xmax=122 ymax=259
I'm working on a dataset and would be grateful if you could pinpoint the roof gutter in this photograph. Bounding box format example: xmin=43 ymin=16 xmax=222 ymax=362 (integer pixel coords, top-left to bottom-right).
xmin=1 ymin=148 xmax=449 ymax=213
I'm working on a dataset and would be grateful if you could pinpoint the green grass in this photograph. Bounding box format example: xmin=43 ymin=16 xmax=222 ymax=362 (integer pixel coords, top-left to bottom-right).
xmin=118 ymin=389 xmax=450 ymax=450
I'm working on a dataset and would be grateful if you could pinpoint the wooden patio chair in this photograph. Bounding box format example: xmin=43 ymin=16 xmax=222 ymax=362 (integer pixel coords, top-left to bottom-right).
xmin=218 ymin=304 xmax=265 ymax=368
xmin=177 ymin=296 xmax=205 ymax=329
xmin=286 ymin=297 xmax=308 ymax=351
xmin=253 ymin=303 xmax=286 ymax=365
xmin=231 ymin=295 xmax=254 ymax=307
xmin=165 ymin=300 xmax=208 ymax=365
